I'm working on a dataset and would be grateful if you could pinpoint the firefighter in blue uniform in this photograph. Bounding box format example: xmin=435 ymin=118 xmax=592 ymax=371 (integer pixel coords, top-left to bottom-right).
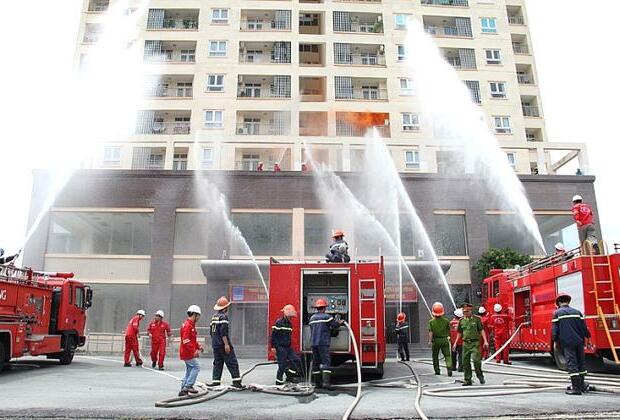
xmin=552 ymin=293 xmax=592 ymax=395
xmin=271 ymin=304 xmax=302 ymax=385
xmin=309 ymin=298 xmax=343 ymax=389
xmin=208 ymin=296 xmax=242 ymax=388
xmin=326 ymin=229 xmax=351 ymax=263
xmin=395 ymin=312 xmax=410 ymax=361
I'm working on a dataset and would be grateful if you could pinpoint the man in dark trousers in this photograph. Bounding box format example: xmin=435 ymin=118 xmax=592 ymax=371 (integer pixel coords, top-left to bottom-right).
xmin=572 ymin=195 xmax=599 ymax=254
xmin=552 ymin=293 xmax=591 ymax=395
xmin=271 ymin=304 xmax=302 ymax=385
xmin=209 ymin=296 xmax=242 ymax=388
xmin=395 ymin=312 xmax=410 ymax=361
xmin=309 ymin=298 xmax=343 ymax=389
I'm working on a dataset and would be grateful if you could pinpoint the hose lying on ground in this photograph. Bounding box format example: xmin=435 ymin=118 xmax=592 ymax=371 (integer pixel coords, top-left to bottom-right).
xmin=341 ymin=321 xmax=362 ymax=420
xmin=399 ymin=361 xmax=430 ymax=420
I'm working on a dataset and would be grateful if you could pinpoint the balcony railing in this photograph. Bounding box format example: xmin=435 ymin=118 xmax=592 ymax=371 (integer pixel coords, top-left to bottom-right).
xmin=522 ymin=105 xmax=540 ymax=117
xmin=517 ymin=74 xmax=533 ymax=84
xmin=424 ymin=25 xmax=459 ymax=37
xmin=334 ymin=21 xmax=383 ymax=34
xmin=237 ymin=87 xmax=291 ymax=99
xmin=335 ymin=88 xmax=388 ymax=101
xmin=512 ymin=43 xmax=529 ymax=54
xmin=83 ymin=33 xmax=102 ymax=43
xmin=334 ymin=54 xmax=386 ymax=66
xmin=240 ymin=20 xmax=290 ymax=31
xmin=144 ymin=53 xmax=196 ymax=63
xmin=421 ymin=0 xmax=468 ymax=6
xmin=145 ymin=87 xmax=193 ymax=98
xmin=137 ymin=122 xmax=191 ymax=135
xmin=161 ymin=19 xmax=199 ymax=30
xmin=300 ymin=126 xmax=328 ymax=136
xmin=336 ymin=124 xmax=390 ymax=138
xmin=235 ymin=123 xmax=289 ymax=136
xmin=239 ymin=53 xmax=291 ymax=64
xmin=88 ymin=1 xmax=109 ymax=12
xmin=508 ymin=16 xmax=525 ymax=25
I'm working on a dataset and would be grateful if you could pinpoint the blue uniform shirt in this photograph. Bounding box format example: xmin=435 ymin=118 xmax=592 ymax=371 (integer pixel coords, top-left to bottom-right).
xmin=210 ymin=311 xmax=230 ymax=348
xmin=309 ymin=312 xmax=339 ymax=346
xmin=271 ymin=316 xmax=293 ymax=348
xmin=552 ymin=305 xmax=591 ymax=347
xmin=395 ymin=321 xmax=409 ymax=343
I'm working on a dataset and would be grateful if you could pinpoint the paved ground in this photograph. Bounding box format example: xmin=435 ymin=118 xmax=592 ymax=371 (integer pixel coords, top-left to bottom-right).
xmin=1 ymin=354 xmax=620 ymax=419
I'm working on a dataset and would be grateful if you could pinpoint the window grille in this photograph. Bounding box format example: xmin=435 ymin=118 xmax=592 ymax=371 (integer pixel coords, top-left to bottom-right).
xmin=333 ymin=11 xmax=351 ymax=32
xmin=334 ymin=43 xmax=352 ymax=64
xmin=465 ymin=80 xmax=481 ymax=104
xmin=144 ymin=40 xmax=163 ymax=60
xmin=274 ymin=10 xmax=292 ymax=30
xmin=455 ymin=17 xmax=472 ymax=37
xmin=147 ymin=9 xmax=165 ymax=29
xmin=458 ymin=48 xmax=476 ymax=69
xmin=335 ymin=76 xmax=353 ymax=100
xmin=135 ymin=110 xmax=155 ymax=134
xmin=271 ymin=42 xmax=291 ymax=63
xmin=271 ymin=75 xmax=291 ymax=98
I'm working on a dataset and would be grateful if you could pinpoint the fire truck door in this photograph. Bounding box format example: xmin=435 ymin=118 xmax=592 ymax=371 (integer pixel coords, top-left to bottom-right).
xmin=514 ymin=289 xmax=531 ymax=326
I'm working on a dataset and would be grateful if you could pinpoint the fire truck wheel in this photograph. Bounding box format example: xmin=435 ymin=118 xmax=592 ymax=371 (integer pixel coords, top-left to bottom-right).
xmin=59 ymin=335 xmax=77 ymax=365
xmin=0 ymin=341 xmax=6 ymax=372
xmin=585 ymin=355 xmax=605 ymax=373
xmin=362 ymin=363 xmax=384 ymax=380
xmin=552 ymin=344 xmax=567 ymax=371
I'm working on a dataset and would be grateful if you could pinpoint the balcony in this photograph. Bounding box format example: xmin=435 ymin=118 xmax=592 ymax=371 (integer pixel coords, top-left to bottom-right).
xmin=521 ymin=96 xmax=540 ymax=118
xmin=147 ymin=9 xmax=199 ymax=30
xmin=421 ymin=0 xmax=468 ymax=6
xmin=143 ymin=41 xmax=197 ymax=63
xmin=87 ymin=0 xmax=109 ymax=12
xmin=132 ymin=147 xmax=166 ymax=170
xmin=240 ymin=10 xmax=292 ymax=31
xmin=516 ymin=64 xmax=534 ymax=85
xmin=336 ymin=112 xmax=390 ymax=138
xmin=237 ymin=75 xmax=291 ymax=99
xmin=333 ymin=12 xmax=383 ymax=34
xmin=442 ymin=48 xmax=477 ymax=70
xmin=302 ymin=148 xmax=343 ymax=171
xmin=334 ymin=43 xmax=386 ymax=66
xmin=507 ymin=6 xmax=525 ymax=25
xmin=300 ymin=43 xmax=325 ymax=67
xmin=526 ymin=128 xmax=543 ymax=143
xmin=144 ymin=75 xmax=194 ymax=98
xmin=135 ymin=110 xmax=191 ymax=135
xmin=236 ymin=111 xmax=291 ymax=136
xmin=235 ymin=148 xmax=292 ymax=171
xmin=300 ymin=112 xmax=328 ymax=136
xmin=423 ymin=16 xmax=472 ymax=38
xmin=173 ymin=148 xmax=188 ymax=171
xmin=512 ymin=34 xmax=530 ymax=55
xmin=335 ymin=78 xmax=388 ymax=101
xmin=300 ymin=77 xmax=326 ymax=102
xmin=299 ymin=12 xmax=324 ymax=35
xmin=239 ymin=42 xmax=292 ymax=64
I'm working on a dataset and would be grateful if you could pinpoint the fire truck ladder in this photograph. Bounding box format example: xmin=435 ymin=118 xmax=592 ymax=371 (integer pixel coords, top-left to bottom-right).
xmin=359 ymin=279 xmax=378 ymax=367
xmin=588 ymin=241 xmax=620 ymax=363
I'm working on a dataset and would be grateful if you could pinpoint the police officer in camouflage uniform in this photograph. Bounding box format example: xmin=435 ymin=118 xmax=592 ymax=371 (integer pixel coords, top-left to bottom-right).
xmin=427 ymin=302 xmax=453 ymax=377
xmin=453 ymin=303 xmax=489 ymax=386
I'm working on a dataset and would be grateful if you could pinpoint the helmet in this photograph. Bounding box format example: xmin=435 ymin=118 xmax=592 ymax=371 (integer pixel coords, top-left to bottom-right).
xmin=494 ymin=303 xmax=503 ymax=313
xmin=431 ymin=302 xmax=445 ymax=317
xmin=397 ymin=312 xmax=406 ymax=322
xmin=313 ymin=298 xmax=328 ymax=308
xmin=214 ymin=296 xmax=232 ymax=311
xmin=281 ymin=304 xmax=297 ymax=317
xmin=478 ymin=306 xmax=487 ymax=315
xmin=332 ymin=229 xmax=345 ymax=238
xmin=572 ymin=194 xmax=583 ymax=202
xmin=555 ymin=243 xmax=565 ymax=251
xmin=155 ymin=310 xmax=164 ymax=318
xmin=136 ymin=309 xmax=146 ymax=316
xmin=187 ymin=304 xmax=202 ymax=315
xmin=454 ymin=308 xmax=463 ymax=318
xmin=556 ymin=293 xmax=572 ymax=306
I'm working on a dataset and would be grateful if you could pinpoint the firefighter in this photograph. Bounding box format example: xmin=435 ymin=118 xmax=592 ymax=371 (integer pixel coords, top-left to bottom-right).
xmin=179 ymin=305 xmax=203 ymax=396
xmin=209 ymin=296 xmax=242 ymax=388
xmin=309 ymin=298 xmax=343 ymax=389
xmin=395 ymin=312 xmax=410 ymax=361
xmin=257 ymin=161 xmax=264 ymax=171
xmin=124 ymin=309 xmax=145 ymax=367
xmin=490 ymin=304 xmax=512 ymax=364
xmin=148 ymin=310 xmax=171 ymax=370
xmin=325 ymin=230 xmax=351 ymax=263
xmin=572 ymin=195 xmax=599 ymax=254
xmin=453 ymin=303 xmax=489 ymax=386
xmin=427 ymin=302 xmax=452 ymax=377
xmin=274 ymin=162 xmax=281 ymax=172
xmin=554 ymin=242 xmax=566 ymax=255
xmin=478 ymin=306 xmax=491 ymax=359
xmin=271 ymin=304 xmax=302 ymax=385
xmin=0 ymin=248 xmax=18 ymax=265
xmin=450 ymin=308 xmax=464 ymax=372
xmin=552 ymin=293 xmax=592 ymax=395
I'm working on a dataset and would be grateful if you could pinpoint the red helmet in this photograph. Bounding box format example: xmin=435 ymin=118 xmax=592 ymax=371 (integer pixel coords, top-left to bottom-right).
xmin=332 ymin=229 xmax=345 ymax=238
xmin=281 ymin=304 xmax=297 ymax=317
xmin=314 ymin=298 xmax=328 ymax=308
xmin=396 ymin=312 xmax=406 ymax=322
xmin=431 ymin=302 xmax=445 ymax=317
xmin=214 ymin=296 xmax=232 ymax=311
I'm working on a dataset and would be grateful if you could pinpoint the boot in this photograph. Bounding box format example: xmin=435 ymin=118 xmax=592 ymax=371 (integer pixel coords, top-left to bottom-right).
xmin=580 ymin=374 xmax=591 ymax=393
xmin=447 ymin=369 xmax=453 ymax=377
xmin=322 ymin=371 xmax=332 ymax=390
xmin=152 ymin=361 xmax=156 ymax=368
xmin=232 ymin=380 xmax=243 ymax=389
xmin=478 ymin=376 xmax=486 ymax=385
xmin=313 ymin=372 xmax=322 ymax=388
xmin=566 ymin=376 xmax=582 ymax=395
xmin=206 ymin=379 xmax=221 ymax=387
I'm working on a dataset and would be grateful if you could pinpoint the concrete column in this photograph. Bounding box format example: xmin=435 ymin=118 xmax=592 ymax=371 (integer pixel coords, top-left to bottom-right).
xmin=536 ymin=146 xmax=548 ymax=175
xmin=578 ymin=147 xmax=590 ymax=175
xmin=148 ymin=205 xmax=175 ymax=319
xmin=23 ymin=171 xmax=52 ymax=269
xmin=164 ymin=140 xmax=174 ymax=170
xmin=293 ymin=141 xmax=303 ymax=171
xmin=342 ymin=143 xmax=351 ymax=172
xmin=292 ymin=208 xmax=304 ymax=259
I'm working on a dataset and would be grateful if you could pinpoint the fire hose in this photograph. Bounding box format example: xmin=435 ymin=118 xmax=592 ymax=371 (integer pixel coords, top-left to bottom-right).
xmin=341 ymin=321 xmax=362 ymax=420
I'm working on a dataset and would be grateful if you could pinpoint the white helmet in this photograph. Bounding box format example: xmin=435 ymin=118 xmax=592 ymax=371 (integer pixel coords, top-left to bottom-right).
xmin=454 ymin=308 xmax=463 ymax=318
xmin=555 ymin=242 xmax=565 ymax=251
xmin=478 ymin=306 xmax=486 ymax=315
xmin=572 ymin=194 xmax=583 ymax=202
xmin=155 ymin=310 xmax=164 ymax=318
xmin=136 ymin=309 xmax=146 ymax=316
xmin=187 ymin=304 xmax=202 ymax=315
xmin=494 ymin=303 xmax=503 ymax=313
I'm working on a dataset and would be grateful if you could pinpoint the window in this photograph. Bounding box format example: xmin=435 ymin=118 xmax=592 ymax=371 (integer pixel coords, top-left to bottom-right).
xmin=490 ymin=81 xmax=507 ymax=99
xmin=536 ymin=214 xmax=579 ymax=254
xmin=394 ymin=14 xmax=410 ymax=29
xmin=180 ymin=49 xmax=195 ymax=62
xmin=405 ymin=150 xmax=420 ymax=170
xmin=103 ymin=146 xmax=121 ymax=166
xmin=402 ymin=113 xmax=420 ymax=131
xmin=485 ymin=49 xmax=501 ymax=65
xmin=207 ymin=74 xmax=224 ymax=92
xmin=209 ymin=41 xmax=227 ymax=57
xmin=434 ymin=214 xmax=467 ymax=256
xmin=487 ymin=214 xmax=536 ymax=255
xmin=176 ymin=82 xmax=192 ymax=97
xmin=75 ymin=287 xmax=86 ymax=309
xmin=232 ymin=213 xmax=292 ymax=256
xmin=201 ymin=148 xmax=214 ymax=168
xmin=211 ymin=8 xmax=229 ymax=24
xmin=304 ymin=213 xmax=331 ymax=256
xmin=174 ymin=212 xmax=209 ymax=255
xmin=397 ymin=45 xmax=407 ymax=61
xmin=506 ymin=152 xmax=516 ymax=170
xmin=399 ymin=78 xmax=415 ymax=95
xmin=494 ymin=116 xmax=511 ymax=134
xmin=465 ymin=80 xmax=481 ymax=104
xmin=481 ymin=17 xmax=497 ymax=33
xmin=205 ymin=110 xmax=223 ymax=128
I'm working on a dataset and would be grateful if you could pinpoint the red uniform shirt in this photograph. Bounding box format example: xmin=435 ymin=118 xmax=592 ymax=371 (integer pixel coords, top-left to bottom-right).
xmin=147 ymin=319 xmax=171 ymax=340
xmin=490 ymin=313 xmax=511 ymax=337
xmin=450 ymin=318 xmax=463 ymax=345
xmin=480 ymin=313 xmax=491 ymax=334
xmin=125 ymin=315 xmax=141 ymax=337
xmin=572 ymin=203 xmax=594 ymax=226
xmin=180 ymin=318 xmax=199 ymax=360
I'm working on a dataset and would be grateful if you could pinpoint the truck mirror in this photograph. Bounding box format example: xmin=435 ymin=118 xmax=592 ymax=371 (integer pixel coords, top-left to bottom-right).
xmin=85 ymin=287 xmax=93 ymax=309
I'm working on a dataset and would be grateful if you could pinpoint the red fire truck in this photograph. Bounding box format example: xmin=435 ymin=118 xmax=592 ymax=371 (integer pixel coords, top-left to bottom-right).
xmin=0 ymin=265 xmax=92 ymax=371
xmin=268 ymin=258 xmax=386 ymax=377
xmin=482 ymin=246 xmax=620 ymax=371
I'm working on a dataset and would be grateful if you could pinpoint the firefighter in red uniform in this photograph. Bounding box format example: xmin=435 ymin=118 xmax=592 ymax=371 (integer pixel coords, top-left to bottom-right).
xmin=490 ymin=304 xmax=512 ymax=364
xmin=450 ymin=308 xmax=463 ymax=372
xmin=478 ymin=306 xmax=491 ymax=359
xmin=124 ymin=309 xmax=145 ymax=367
xmin=179 ymin=305 xmax=203 ymax=396
xmin=148 ymin=310 xmax=171 ymax=370
xmin=572 ymin=194 xmax=599 ymax=254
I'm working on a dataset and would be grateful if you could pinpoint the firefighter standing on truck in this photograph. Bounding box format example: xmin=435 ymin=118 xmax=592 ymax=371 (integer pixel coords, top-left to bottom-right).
xmin=124 ymin=309 xmax=145 ymax=367
xmin=179 ymin=305 xmax=203 ymax=396
xmin=572 ymin=194 xmax=599 ymax=254
xmin=552 ymin=293 xmax=592 ymax=395
xmin=271 ymin=304 xmax=302 ymax=385
xmin=450 ymin=308 xmax=463 ymax=372
xmin=326 ymin=230 xmax=351 ymax=263
xmin=209 ymin=296 xmax=242 ymax=388
xmin=453 ymin=303 xmax=488 ymax=386
xmin=147 ymin=310 xmax=171 ymax=370
xmin=490 ymin=303 xmax=512 ymax=364
xmin=309 ymin=298 xmax=343 ymax=389
xmin=395 ymin=312 xmax=410 ymax=361
xmin=427 ymin=302 xmax=452 ymax=377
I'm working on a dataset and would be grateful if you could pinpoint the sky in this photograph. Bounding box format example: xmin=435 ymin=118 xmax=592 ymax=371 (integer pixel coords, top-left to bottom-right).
xmin=0 ymin=0 xmax=618 ymax=257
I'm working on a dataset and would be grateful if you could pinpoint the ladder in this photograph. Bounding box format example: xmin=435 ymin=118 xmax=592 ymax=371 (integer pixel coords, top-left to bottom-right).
xmin=359 ymin=279 xmax=378 ymax=367
xmin=588 ymin=241 xmax=620 ymax=363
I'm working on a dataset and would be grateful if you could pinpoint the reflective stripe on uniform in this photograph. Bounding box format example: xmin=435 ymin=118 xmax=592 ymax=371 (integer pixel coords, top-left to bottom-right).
xmin=276 ymin=379 xmax=285 ymax=384
xmin=569 ymin=372 xmax=580 ymax=377
xmin=309 ymin=318 xmax=334 ymax=324
xmin=287 ymin=369 xmax=297 ymax=374
xmin=210 ymin=320 xmax=229 ymax=324
xmin=272 ymin=326 xmax=293 ymax=331
xmin=580 ymin=370 xmax=588 ymax=375
xmin=232 ymin=377 xmax=241 ymax=381
xmin=323 ymin=370 xmax=332 ymax=374
xmin=552 ymin=314 xmax=585 ymax=322
xmin=182 ymin=339 xmax=190 ymax=344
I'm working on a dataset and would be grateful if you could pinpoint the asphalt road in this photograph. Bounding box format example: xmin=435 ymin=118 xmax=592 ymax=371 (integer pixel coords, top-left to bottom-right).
xmin=1 ymin=354 xmax=620 ymax=419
